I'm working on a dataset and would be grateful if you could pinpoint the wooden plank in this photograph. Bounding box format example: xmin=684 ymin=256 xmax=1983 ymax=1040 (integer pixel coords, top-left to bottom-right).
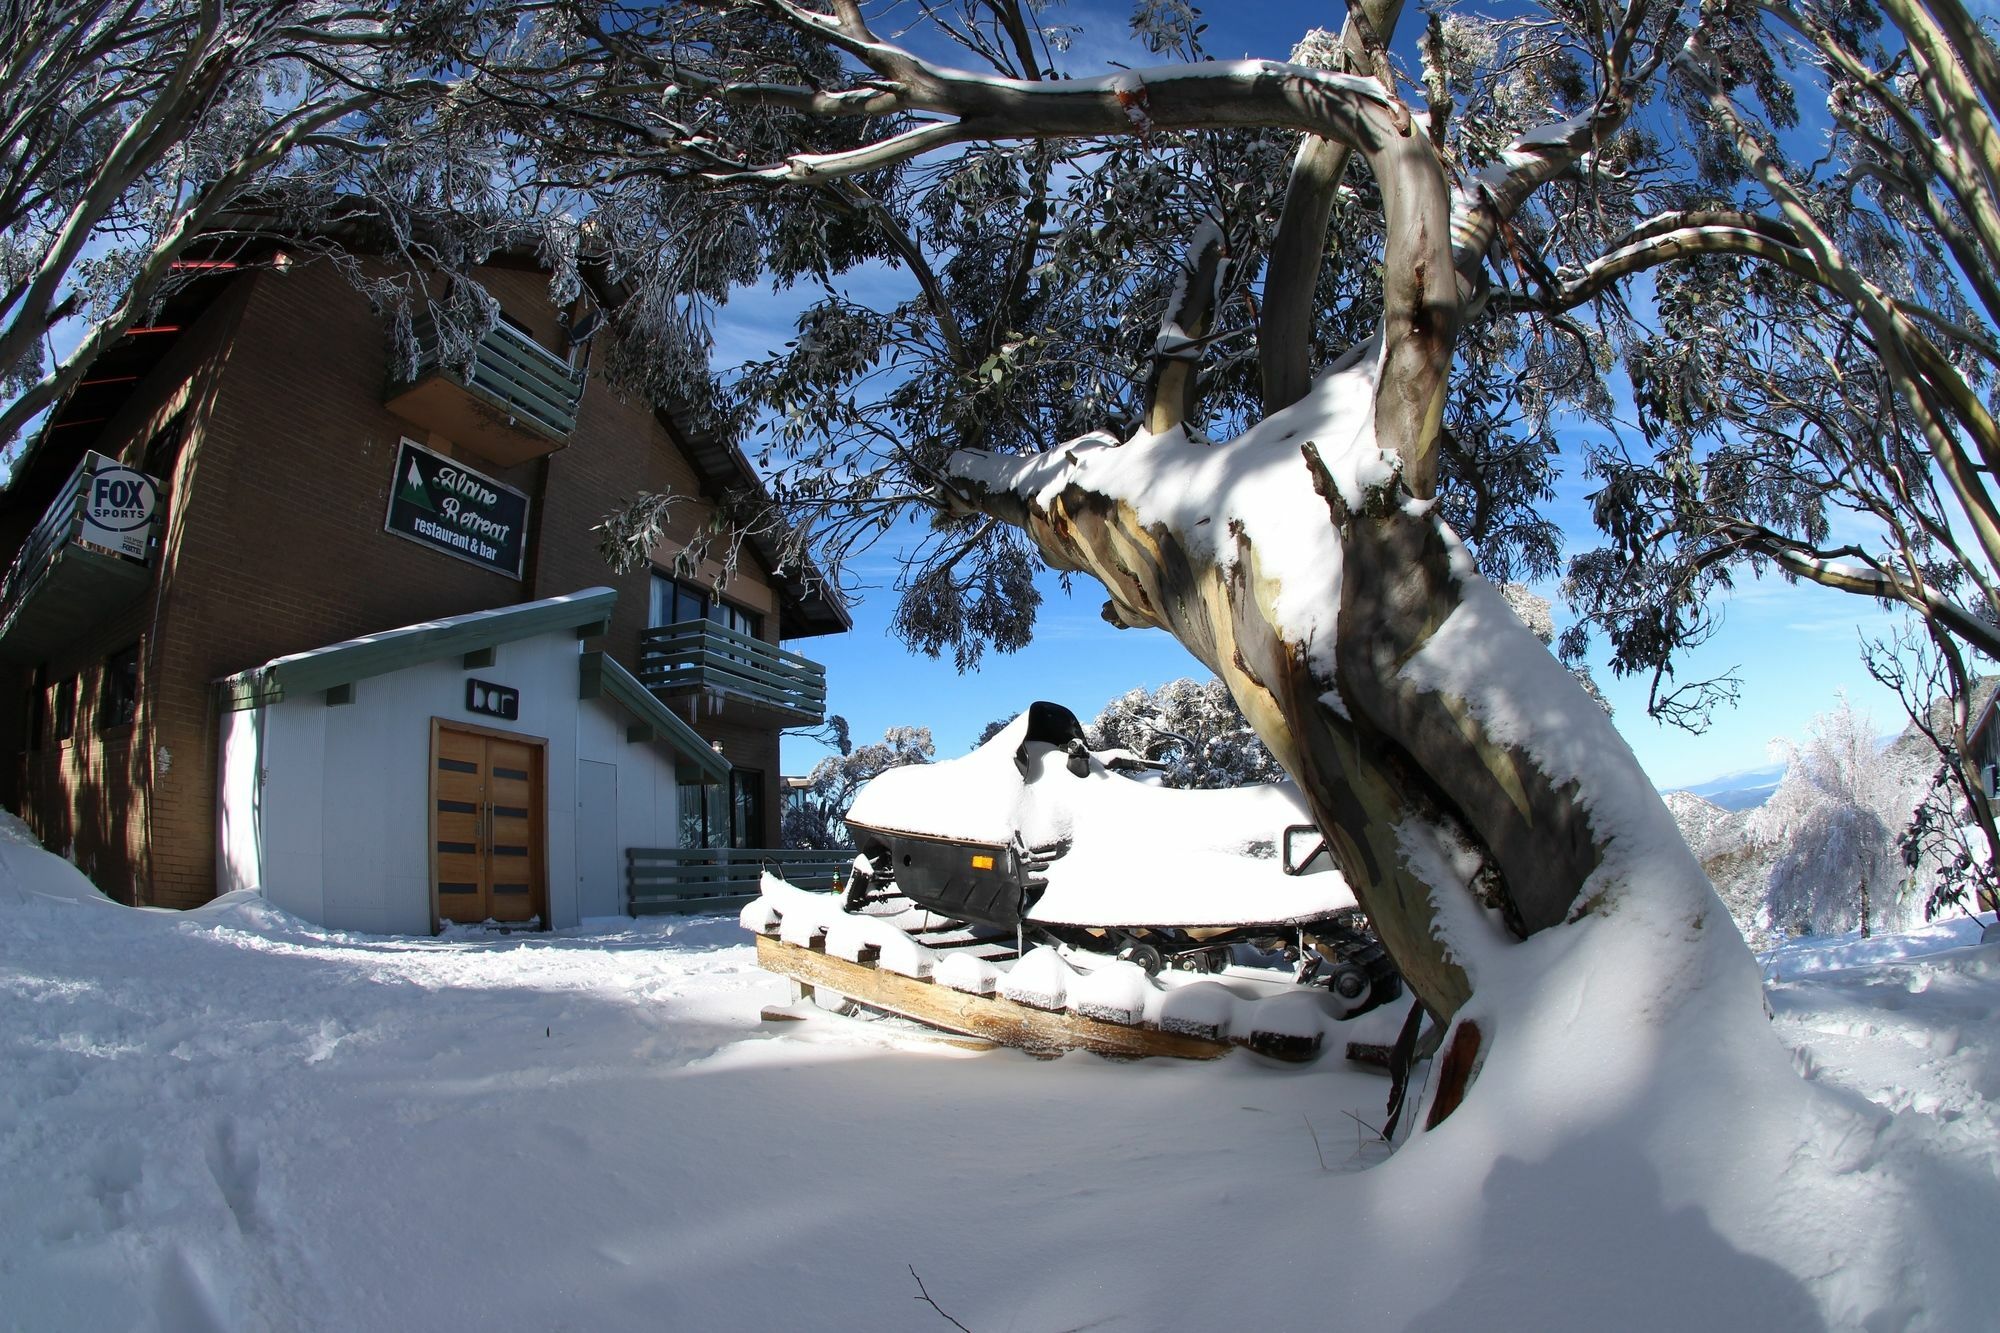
xmin=754 ymin=935 xmax=1232 ymax=1061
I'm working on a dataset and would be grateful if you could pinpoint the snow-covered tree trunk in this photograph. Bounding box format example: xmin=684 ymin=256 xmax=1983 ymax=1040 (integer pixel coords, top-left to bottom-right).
xmin=648 ymin=0 xmax=1773 ymax=1127
xmin=948 ymin=348 xmax=1729 ymax=1120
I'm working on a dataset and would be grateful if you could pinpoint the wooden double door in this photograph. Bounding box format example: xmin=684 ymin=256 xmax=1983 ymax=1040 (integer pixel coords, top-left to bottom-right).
xmin=432 ymin=722 xmax=546 ymax=926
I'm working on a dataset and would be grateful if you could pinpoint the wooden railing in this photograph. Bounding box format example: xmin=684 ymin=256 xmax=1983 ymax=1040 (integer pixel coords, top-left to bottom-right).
xmin=409 ymin=314 xmax=583 ymax=442
xmin=638 ymin=620 xmax=828 ymax=724
xmin=0 ymin=460 xmax=93 ymax=616
xmin=0 ymin=452 xmax=158 ymax=660
xmin=627 ymin=847 xmax=852 ymax=915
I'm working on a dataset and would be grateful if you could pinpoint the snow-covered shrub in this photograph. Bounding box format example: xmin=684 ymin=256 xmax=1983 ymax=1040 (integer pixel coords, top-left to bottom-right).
xmin=1086 ymin=679 xmax=1284 ymax=790
xmin=1700 ymin=696 xmax=1926 ymax=947
xmin=783 ymin=726 xmax=935 ymax=848
xmin=1500 ymin=583 xmax=1610 ymax=712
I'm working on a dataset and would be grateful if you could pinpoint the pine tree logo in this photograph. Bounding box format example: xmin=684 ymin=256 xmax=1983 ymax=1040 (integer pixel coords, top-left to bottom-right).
xmin=397 ymin=455 xmax=434 ymax=511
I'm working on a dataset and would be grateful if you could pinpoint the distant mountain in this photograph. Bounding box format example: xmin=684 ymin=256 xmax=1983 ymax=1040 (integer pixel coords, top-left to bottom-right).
xmin=1706 ymin=784 xmax=1783 ymax=811
xmin=1672 ymin=762 xmax=1786 ymax=811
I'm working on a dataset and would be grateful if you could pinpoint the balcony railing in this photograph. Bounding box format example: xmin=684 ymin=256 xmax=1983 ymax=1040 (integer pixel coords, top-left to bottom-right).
xmin=0 ymin=452 xmax=159 ymax=662
xmin=385 ymin=315 xmax=585 ymax=466
xmin=639 ymin=619 xmax=827 ymax=725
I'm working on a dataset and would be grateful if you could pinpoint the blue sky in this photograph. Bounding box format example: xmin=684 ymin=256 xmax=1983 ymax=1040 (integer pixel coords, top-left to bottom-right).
xmin=734 ymin=1 xmax=1920 ymax=788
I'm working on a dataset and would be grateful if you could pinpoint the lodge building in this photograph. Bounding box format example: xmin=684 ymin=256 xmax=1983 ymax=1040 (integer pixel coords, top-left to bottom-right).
xmin=0 ymin=247 xmax=847 ymax=933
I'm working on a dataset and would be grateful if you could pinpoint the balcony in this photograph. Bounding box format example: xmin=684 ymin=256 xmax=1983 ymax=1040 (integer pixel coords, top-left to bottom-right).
xmin=639 ymin=620 xmax=827 ymax=726
xmin=0 ymin=452 xmax=160 ymax=662
xmin=384 ymin=315 xmax=584 ymax=467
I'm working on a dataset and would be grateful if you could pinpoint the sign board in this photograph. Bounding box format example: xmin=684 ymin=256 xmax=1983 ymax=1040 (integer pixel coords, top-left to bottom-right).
xmin=78 ymin=451 xmax=159 ymax=562
xmin=465 ymin=678 xmax=520 ymax=721
xmin=383 ymin=438 xmax=529 ymax=580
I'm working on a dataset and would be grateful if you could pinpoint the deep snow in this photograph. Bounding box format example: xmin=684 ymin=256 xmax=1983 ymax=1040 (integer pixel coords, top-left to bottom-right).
xmin=3 ymin=815 xmax=1996 ymax=1331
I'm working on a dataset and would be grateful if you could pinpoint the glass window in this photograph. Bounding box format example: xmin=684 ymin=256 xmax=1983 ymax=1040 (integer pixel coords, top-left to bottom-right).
xmin=141 ymin=409 xmax=186 ymax=486
xmin=650 ymin=572 xmax=708 ymax=628
xmin=24 ymin=667 xmax=43 ymax=751
xmin=676 ymin=779 xmax=728 ymax=849
xmin=53 ymin=677 xmax=75 ymax=741
xmin=99 ymin=645 xmax=138 ymax=731
xmin=650 ymin=573 xmax=761 ymax=639
xmin=730 ymin=769 xmax=766 ymax=849
xmin=709 ymin=599 xmax=762 ymax=640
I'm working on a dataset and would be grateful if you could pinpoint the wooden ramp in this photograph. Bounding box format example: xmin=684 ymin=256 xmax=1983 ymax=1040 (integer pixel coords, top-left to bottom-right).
xmin=754 ymin=933 xmax=1325 ymax=1063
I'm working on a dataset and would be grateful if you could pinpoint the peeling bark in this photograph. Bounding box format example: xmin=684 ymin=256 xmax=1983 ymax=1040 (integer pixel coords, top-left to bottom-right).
xmin=1259 ymin=0 xmax=1409 ymax=417
xmin=955 ymin=444 xmax=1610 ymax=1041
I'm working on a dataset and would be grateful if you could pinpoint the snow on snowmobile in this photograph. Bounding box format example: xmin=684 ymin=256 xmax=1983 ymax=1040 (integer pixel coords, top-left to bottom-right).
xmin=744 ymin=702 xmax=1403 ymax=1062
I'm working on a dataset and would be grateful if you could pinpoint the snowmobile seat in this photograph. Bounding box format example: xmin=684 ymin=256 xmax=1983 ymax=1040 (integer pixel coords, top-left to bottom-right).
xmin=1014 ymin=700 xmax=1091 ymax=778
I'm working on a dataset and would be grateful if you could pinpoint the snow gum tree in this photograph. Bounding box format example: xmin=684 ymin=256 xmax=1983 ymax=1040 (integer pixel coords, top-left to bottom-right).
xmin=1086 ymin=678 xmax=1285 ymax=791
xmin=1750 ymin=698 xmax=1922 ymax=939
xmin=0 ymin=1 xmax=622 ymax=452
xmin=782 ymin=724 xmax=935 ymax=849
xmin=525 ymin=0 xmax=1995 ymax=1136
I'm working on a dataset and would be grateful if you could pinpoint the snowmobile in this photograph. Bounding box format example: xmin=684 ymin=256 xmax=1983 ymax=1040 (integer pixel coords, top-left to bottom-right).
xmin=842 ymin=701 xmax=1400 ymax=1011
xmin=744 ymin=702 xmax=1401 ymax=1062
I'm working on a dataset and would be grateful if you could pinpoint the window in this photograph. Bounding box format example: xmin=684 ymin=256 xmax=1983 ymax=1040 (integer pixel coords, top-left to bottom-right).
xmin=650 ymin=572 xmax=707 ymax=628
xmin=98 ymin=645 xmax=139 ymax=731
xmin=24 ymin=667 xmax=43 ymax=751
xmin=676 ymin=779 xmax=728 ymax=849
xmin=649 ymin=572 xmax=763 ymax=640
xmin=675 ymin=771 xmax=766 ymax=848
xmin=730 ymin=769 xmax=766 ymax=850
xmin=711 ymin=599 xmax=761 ymax=640
xmin=140 ymin=408 xmax=186 ymax=487
xmin=53 ymin=677 xmax=75 ymax=741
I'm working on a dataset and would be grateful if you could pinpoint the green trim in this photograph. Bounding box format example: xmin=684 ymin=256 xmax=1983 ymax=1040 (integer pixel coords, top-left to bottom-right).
xmin=580 ymin=649 xmax=730 ymax=783
xmin=462 ymin=646 xmax=496 ymax=669
xmin=218 ymin=678 xmax=282 ymax=712
xmin=216 ymin=588 xmax=617 ymax=705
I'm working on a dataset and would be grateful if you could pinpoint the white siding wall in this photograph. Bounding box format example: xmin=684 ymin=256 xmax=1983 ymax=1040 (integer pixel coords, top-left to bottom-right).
xmin=575 ymin=693 xmax=680 ymax=847
xmin=217 ymin=632 xmax=685 ymax=935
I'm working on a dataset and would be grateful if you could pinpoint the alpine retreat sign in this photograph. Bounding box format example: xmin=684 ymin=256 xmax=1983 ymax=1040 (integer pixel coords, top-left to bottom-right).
xmin=384 ymin=439 xmax=529 ymax=579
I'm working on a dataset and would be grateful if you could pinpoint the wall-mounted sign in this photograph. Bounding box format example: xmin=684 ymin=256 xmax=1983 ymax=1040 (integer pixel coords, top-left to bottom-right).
xmin=78 ymin=451 xmax=159 ymax=562
xmin=383 ymin=438 xmax=529 ymax=579
xmin=465 ymin=678 xmax=520 ymax=721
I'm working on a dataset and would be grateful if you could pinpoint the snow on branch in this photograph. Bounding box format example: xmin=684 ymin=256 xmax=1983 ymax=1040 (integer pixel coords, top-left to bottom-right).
xmin=1447 ymin=3 xmax=1682 ymax=285
xmin=683 ymin=0 xmax=1412 ymax=175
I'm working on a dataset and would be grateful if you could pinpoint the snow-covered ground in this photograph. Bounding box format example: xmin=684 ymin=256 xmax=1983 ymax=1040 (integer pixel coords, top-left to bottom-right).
xmin=3 ymin=814 xmax=1996 ymax=1331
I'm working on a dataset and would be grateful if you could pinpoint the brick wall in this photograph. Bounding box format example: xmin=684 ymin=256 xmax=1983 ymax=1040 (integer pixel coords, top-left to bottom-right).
xmin=5 ymin=254 xmax=807 ymax=904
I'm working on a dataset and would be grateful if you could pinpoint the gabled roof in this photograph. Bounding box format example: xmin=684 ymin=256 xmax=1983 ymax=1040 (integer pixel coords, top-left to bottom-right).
xmin=216 ymin=587 xmax=616 ymax=708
